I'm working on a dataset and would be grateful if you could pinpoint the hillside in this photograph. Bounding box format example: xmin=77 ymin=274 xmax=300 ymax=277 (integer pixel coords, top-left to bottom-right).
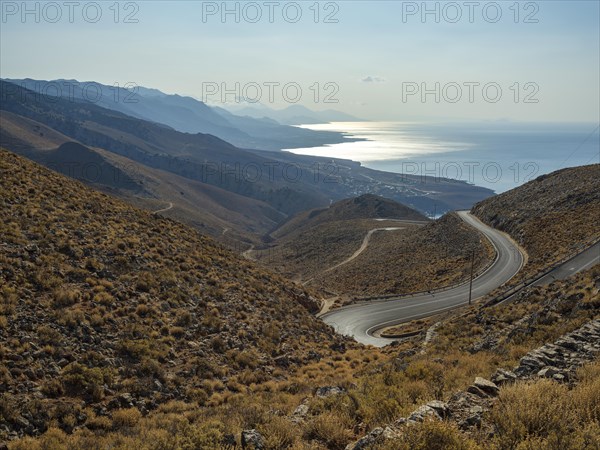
xmin=251 ymin=195 xmax=426 ymax=285
xmin=472 ymin=164 xmax=600 ymax=280
xmin=223 ymin=103 xmax=360 ymax=125
xmin=0 ymin=149 xmax=351 ymax=442
xmin=0 ymin=80 xmax=331 ymax=218
xmin=308 ymin=212 xmax=494 ymax=299
xmin=2 ymin=149 xmax=599 ymax=450
xmin=256 ymin=196 xmax=492 ymax=300
xmin=0 ymin=110 xmax=285 ymax=243
xmin=271 ymin=194 xmax=429 ymax=241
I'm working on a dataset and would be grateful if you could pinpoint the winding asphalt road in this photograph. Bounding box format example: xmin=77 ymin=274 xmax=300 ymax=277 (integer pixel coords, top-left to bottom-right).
xmin=533 ymin=242 xmax=600 ymax=286
xmin=321 ymin=211 xmax=525 ymax=347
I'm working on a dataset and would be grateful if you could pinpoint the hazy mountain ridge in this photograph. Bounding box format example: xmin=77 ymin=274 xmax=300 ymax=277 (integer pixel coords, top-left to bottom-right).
xmin=3 ymin=78 xmax=357 ymax=150
xmin=0 ymin=80 xmax=334 ymax=217
xmin=0 ymin=109 xmax=289 ymax=243
xmin=222 ymin=103 xmax=361 ymax=125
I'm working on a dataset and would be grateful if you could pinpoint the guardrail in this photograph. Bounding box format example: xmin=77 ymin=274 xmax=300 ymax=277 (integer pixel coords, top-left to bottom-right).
xmin=372 ymin=237 xmax=599 ymax=339
xmin=483 ymin=236 xmax=600 ymax=308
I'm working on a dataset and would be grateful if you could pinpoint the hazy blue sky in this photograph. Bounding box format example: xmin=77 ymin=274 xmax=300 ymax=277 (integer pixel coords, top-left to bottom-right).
xmin=1 ymin=1 xmax=599 ymax=122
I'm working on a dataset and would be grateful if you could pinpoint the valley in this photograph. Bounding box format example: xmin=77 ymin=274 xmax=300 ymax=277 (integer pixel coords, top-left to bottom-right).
xmin=0 ymin=77 xmax=598 ymax=450
xmin=2 ymin=3 xmax=599 ymax=448
xmin=0 ymin=79 xmax=494 ymax=249
xmin=1 ymin=148 xmax=598 ymax=449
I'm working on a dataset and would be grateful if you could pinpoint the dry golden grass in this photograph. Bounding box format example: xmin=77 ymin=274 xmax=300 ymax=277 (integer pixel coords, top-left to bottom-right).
xmin=488 ymin=363 xmax=600 ymax=449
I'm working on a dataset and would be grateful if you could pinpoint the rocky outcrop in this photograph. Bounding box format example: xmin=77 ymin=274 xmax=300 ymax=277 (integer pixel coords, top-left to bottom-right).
xmin=506 ymin=319 xmax=600 ymax=381
xmin=345 ymin=319 xmax=600 ymax=449
xmin=419 ymin=322 xmax=441 ymax=354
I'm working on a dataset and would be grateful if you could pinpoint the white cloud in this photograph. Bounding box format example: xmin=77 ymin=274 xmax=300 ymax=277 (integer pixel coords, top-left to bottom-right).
xmin=361 ymin=76 xmax=386 ymax=83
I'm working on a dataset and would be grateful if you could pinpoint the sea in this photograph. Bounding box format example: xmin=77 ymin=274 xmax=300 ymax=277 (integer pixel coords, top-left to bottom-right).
xmin=285 ymin=121 xmax=600 ymax=194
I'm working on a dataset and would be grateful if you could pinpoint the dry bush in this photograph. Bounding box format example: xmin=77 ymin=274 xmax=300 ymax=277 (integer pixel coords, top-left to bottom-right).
xmin=112 ymin=408 xmax=142 ymax=429
xmin=377 ymin=419 xmax=479 ymax=450
xmin=490 ymin=379 xmax=571 ymax=447
xmin=489 ymin=365 xmax=600 ymax=450
xmin=262 ymin=415 xmax=299 ymax=449
xmin=303 ymin=412 xmax=353 ymax=449
xmin=52 ymin=287 xmax=80 ymax=307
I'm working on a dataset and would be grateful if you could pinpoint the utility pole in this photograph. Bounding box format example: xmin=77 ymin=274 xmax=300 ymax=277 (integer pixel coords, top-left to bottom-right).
xmin=468 ymin=249 xmax=475 ymax=305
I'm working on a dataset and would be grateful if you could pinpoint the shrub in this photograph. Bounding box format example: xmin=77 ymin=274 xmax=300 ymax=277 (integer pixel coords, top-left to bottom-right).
xmin=112 ymin=408 xmax=142 ymax=429
xmin=61 ymin=362 xmax=113 ymax=399
xmin=52 ymin=287 xmax=80 ymax=307
xmin=0 ymin=286 xmax=18 ymax=315
xmin=377 ymin=418 xmax=479 ymax=450
xmin=211 ymin=336 xmax=227 ymax=353
xmin=490 ymin=379 xmax=573 ymax=449
xmin=93 ymin=292 xmax=114 ymax=306
xmin=9 ymin=427 xmax=69 ymax=450
xmin=41 ymin=378 xmax=64 ymax=397
xmin=37 ymin=325 xmax=62 ymax=345
xmin=186 ymin=388 xmax=209 ymax=405
xmin=303 ymin=412 xmax=353 ymax=449
xmin=135 ymin=304 xmax=151 ymax=317
xmin=140 ymin=358 xmax=165 ymax=379
xmin=85 ymin=258 xmax=104 ymax=272
xmin=176 ymin=310 xmax=192 ymax=326
xmin=262 ymin=415 xmax=298 ymax=449
xmin=86 ymin=414 xmax=112 ymax=430
xmin=58 ymin=309 xmax=85 ymax=328
xmin=170 ymin=326 xmax=186 ymax=338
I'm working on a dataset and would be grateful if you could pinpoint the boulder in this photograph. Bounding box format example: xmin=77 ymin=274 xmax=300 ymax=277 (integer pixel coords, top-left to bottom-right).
xmin=346 ymin=427 xmax=383 ymax=450
xmin=491 ymin=368 xmax=517 ymax=385
xmin=408 ymin=404 xmax=439 ymax=422
xmin=537 ymin=367 xmax=559 ymax=378
xmin=461 ymin=405 xmax=484 ymax=429
xmin=426 ymin=400 xmax=449 ymax=418
xmin=241 ymin=429 xmax=265 ymax=449
xmin=315 ymin=386 xmax=344 ymax=398
xmin=473 ymin=377 xmax=499 ymax=396
xmin=291 ymin=403 xmax=309 ymax=423
xmin=466 ymin=385 xmax=488 ymax=398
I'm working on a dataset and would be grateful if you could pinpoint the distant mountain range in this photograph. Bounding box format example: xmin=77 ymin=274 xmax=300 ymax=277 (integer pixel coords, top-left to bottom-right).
xmin=221 ymin=103 xmax=361 ymax=125
xmin=3 ymin=78 xmax=359 ymax=151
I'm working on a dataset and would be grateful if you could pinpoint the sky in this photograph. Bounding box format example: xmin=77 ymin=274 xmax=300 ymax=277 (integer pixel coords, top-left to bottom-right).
xmin=1 ymin=1 xmax=599 ymax=122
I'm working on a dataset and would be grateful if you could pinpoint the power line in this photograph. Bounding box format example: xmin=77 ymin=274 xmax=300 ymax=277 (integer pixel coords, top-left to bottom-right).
xmin=559 ymin=124 xmax=600 ymax=167
xmin=584 ymin=151 xmax=599 ymax=166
